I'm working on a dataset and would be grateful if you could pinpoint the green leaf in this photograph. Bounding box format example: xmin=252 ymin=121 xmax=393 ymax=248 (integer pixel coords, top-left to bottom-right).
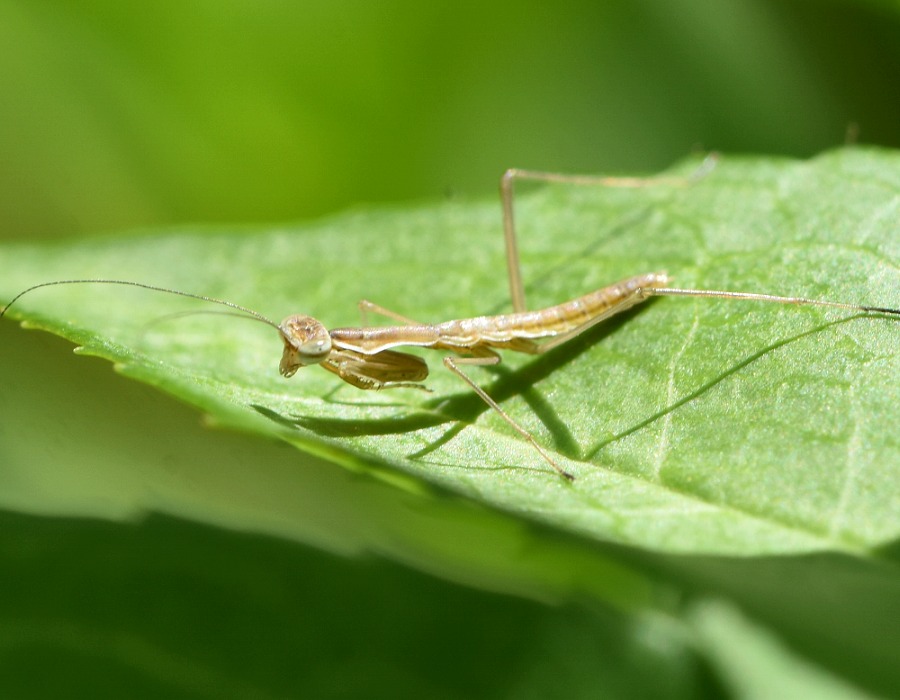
xmin=1 ymin=148 xmax=898 ymax=559
xmin=688 ymin=599 xmax=883 ymax=700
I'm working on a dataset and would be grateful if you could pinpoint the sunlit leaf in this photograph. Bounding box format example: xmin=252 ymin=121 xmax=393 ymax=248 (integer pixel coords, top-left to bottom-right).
xmin=2 ymin=149 xmax=898 ymax=557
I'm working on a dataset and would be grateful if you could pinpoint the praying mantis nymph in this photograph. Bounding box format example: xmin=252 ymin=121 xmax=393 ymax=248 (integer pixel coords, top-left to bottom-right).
xmin=2 ymin=156 xmax=898 ymax=481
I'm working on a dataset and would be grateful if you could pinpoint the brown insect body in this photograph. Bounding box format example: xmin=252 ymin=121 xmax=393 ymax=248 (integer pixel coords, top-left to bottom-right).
xmin=276 ymin=273 xmax=670 ymax=402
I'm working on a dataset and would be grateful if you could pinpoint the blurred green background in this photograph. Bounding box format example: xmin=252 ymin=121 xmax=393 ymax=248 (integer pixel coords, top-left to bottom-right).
xmin=2 ymin=1 xmax=900 ymax=697
xmin=1 ymin=0 xmax=898 ymax=240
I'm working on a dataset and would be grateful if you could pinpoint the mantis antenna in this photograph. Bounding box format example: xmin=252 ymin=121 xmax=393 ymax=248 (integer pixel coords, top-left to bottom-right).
xmin=0 ymin=279 xmax=281 ymax=329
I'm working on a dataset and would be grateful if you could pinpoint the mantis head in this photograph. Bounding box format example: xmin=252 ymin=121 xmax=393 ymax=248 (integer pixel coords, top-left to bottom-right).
xmin=278 ymin=314 xmax=333 ymax=377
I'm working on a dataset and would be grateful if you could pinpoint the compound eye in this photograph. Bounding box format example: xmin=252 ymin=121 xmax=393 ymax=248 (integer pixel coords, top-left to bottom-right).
xmin=299 ymin=335 xmax=332 ymax=360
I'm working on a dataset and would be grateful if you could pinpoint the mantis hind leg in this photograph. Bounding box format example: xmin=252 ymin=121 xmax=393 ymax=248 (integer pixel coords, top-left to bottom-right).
xmin=498 ymin=154 xmax=718 ymax=314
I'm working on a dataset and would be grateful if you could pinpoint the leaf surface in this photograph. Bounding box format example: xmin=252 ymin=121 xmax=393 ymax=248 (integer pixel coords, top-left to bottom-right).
xmin=2 ymin=148 xmax=898 ymax=556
